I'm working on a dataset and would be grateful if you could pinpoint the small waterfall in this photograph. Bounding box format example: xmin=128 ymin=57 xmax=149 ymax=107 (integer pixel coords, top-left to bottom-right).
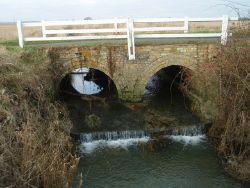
xmin=168 ymin=124 xmax=205 ymax=136
xmin=78 ymin=125 xmax=207 ymax=154
xmin=165 ymin=124 xmax=206 ymax=145
xmin=80 ymin=130 xmax=149 ymax=142
xmin=79 ymin=130 xmax=150 ymax=154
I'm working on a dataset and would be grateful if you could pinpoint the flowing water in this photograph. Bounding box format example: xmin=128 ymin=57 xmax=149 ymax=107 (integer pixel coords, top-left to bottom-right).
xmin=72 ymin=129 xmax=242 ymax=188
xmin=63 ymin=70 xmax=245 ymax=187
xmin=67 ymin=98 xmax=244 ymax=187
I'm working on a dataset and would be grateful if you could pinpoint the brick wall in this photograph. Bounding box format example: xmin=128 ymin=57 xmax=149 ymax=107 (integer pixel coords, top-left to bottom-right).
xmin=53 ymin=43 xmax=216 ymax=101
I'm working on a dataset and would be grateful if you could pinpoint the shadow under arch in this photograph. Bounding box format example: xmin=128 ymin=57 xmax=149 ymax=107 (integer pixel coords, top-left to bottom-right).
xmin=143 ymin=65 xmax=193 ymax=108
xmin=141 ymin=64 xmax=202 ymax=132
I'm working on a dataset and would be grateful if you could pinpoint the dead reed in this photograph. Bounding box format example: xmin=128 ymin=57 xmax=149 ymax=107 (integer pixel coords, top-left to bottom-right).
xmin=185 ymin=20 xmax=250 ymax=181
xmin=0 ymin=46 xmax=79 ymax=187
xmin=208 ymin=35 xmax=250 ymax=181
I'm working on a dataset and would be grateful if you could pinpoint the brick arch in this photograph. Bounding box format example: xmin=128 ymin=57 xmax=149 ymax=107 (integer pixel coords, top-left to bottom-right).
xmin=66 ymin=61 xmax=112 ymax=79
xmin=138 ymin=58 xmax=196 ymax=98
xmin=60 ymin=60 xmax=120 ymax=96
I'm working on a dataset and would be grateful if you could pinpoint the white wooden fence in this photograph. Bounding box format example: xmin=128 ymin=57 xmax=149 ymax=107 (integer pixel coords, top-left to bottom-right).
xmin=17 ymin=16 xmax=238 ymax=60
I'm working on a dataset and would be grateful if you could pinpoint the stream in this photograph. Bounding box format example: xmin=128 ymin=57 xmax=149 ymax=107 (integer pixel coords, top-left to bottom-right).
xmin=66 ymin=97 xmax=243 ymax=188
xmin=61 ymin=68 xmax=244 ymax=187
xmin=73 ymin=132 xmax=241 ymax=188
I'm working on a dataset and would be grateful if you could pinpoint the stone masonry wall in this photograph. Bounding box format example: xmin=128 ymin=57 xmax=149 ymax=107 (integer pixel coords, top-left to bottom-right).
xmin=53 ymin=43 xmax=217 ymax=102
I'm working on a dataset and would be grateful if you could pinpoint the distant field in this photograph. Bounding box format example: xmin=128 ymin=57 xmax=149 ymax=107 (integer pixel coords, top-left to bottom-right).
xmin=0 ymin=23 xmax=17 ymax=40
xmin=0 ymin=23 xmax=41 ymax=40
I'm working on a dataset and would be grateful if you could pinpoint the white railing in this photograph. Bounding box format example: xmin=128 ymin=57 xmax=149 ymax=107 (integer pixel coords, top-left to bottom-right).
xmin=17 ymin=16 xmax=238 ymax=60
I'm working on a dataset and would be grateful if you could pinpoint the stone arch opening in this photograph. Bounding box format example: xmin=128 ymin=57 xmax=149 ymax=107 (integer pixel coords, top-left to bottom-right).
xmin=59 ymin=67 xmax=118 ymax=100
xmin=144 ymin=65 xmax=192 ymax=106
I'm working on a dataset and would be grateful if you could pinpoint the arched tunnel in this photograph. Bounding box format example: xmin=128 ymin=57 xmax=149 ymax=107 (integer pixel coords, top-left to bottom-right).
xmin=58 ymin=65 xmax=199 ymax=133
xmin=59 ymin=68 xmax=118 ymax=100
xmin=59 ymin=65 xmax=192 ymax=106
xmin=58 ymin=67 xmax=121 ymax=132
xmin=142 ymin=65 xmax=200 ymax=130
xmin=144 ymin=65 xmax=191 ymax=108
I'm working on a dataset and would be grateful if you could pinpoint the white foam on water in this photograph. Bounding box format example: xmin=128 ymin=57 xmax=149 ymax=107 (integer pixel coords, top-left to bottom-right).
xmin=78 ymin=126 xmax=207 ymax=154
xmin=168 ymin=134 xmax=206 ymax=145
xmin=80 ymin=137 xmax=150 ymax=154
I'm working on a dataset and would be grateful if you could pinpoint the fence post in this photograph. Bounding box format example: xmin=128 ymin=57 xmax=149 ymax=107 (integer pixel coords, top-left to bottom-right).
xmin=16 ymin=21 xmax=24 ymax=48
xmin=114 ymin=17 xmax=118 ymax=33
xmin=184 ymin=16 xmax=188 ymax=33
xmin=221 ymin=15 xmax=229 ymax=45
xmin=126 ymin=18 xmax=135 ymax=60
xmin=41 ymin=20 xmax=46 ymax=38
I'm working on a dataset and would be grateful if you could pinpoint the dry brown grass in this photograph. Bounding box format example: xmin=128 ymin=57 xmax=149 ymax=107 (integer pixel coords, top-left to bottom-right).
xmin=180 ymin=19 xmax=250 ymax=182
xmin=183 ymin=20 xmax=250 ymax=182
xmin=0 ymin=46 xmax=79 ymax=187
xmin=0 ymin=23 xmax=41 ymax=40
xmin=0 ymin=23 xmax=18 ymax=40
xmin=208 ymin=36 xmax=250 ymax=181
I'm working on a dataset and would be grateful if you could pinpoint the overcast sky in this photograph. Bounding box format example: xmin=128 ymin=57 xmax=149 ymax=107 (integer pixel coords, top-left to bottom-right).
xmin=0 ymin=0 xmax=249 ymax=22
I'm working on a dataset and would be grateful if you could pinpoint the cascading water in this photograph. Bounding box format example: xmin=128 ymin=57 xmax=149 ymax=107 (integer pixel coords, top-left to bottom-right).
xmin=165 ymin=124 xmax=206 ymax=145
xmin=80 ymin=130 xmax=149 ymax=142
xmin=79 ymin=130 xmax=150 ymax=154
xmin=78 ymin=125 xmax=207 ymax=154
xmin=73 ymin=124 xmax=241 ymax=188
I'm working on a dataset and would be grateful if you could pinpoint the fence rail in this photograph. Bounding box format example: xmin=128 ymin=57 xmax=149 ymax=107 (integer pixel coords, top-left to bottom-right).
xmin=16 ymin=16 xmax=238 ymax=60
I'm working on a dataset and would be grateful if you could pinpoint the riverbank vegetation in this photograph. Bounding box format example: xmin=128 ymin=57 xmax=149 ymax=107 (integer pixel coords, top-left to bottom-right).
xmin=209 ymin=36 xmax=250 ymax=181
xmin=0 ymin=46 xmax=79 ymax=187
xmin=185 ymin=20 xmax=250 ymax=182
